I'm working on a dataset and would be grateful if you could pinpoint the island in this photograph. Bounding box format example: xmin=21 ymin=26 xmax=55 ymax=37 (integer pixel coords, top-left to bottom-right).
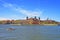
xmin=0 ymin=16 xmax=60 ymax=26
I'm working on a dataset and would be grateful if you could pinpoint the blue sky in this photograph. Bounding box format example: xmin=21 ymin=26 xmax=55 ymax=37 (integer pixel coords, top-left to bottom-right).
xmin=0 ymin=0 xmax=60 ymax=22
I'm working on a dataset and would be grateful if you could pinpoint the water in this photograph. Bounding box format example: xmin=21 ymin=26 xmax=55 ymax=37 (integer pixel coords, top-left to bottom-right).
xmin=0 ymin=24 xmax=60 ymax=40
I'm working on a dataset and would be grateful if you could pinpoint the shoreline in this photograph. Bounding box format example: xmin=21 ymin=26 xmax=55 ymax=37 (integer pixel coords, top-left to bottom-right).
xmin=0 ymin=23 xmax=59 ymax=26
xmin=9 ymin=24 xmax=59 ymax=26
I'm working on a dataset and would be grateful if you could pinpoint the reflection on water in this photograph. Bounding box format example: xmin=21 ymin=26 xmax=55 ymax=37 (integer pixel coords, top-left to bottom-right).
xmin=0 ymin=24 xmax=60 ymax=40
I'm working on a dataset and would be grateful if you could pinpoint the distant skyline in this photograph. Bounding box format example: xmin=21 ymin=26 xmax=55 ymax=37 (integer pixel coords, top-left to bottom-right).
xmin=0 ymin=0 xmax=60 ymax=22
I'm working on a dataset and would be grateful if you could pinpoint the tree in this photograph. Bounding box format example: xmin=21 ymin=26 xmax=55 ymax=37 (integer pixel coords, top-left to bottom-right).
xmin=26 ymin=16 xmax=28 ymax=20
xmin=34 ymin=16 xmax=37 ymax=19
xmin=38 ymin=17 xmax=40 ymax=20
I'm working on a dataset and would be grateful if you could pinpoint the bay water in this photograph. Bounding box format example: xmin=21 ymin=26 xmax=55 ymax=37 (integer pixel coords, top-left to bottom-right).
xmin=0 ymin=24 xmax=60 ymax=40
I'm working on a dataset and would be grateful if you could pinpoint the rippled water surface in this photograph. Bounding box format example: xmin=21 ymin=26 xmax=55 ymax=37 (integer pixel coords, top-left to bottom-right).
xmin=0 ymin=24 xmax=60 ymax=40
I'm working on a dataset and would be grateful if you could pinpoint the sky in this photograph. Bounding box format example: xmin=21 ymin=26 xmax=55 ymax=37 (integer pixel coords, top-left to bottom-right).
xmin=0 ymin=0 xmax=60 ymax=22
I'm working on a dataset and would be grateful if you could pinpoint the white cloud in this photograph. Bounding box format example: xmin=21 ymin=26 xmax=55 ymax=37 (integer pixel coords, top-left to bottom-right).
xmin=1 ymin=1 xmax=43 ymax=19
xmin=14 ymin=8 xmax=42 ymax=17
xmin=19 ymin=9 xmax=42 ymax=17
xmin=0 ymin=0 xmax=15 ymax=8
xmin=3 ymin=3 xmax=13 ymax=7
xmin=0 ymin=17 xmax=9 ymax=20
xmin=2 ymin=1 xmax=42 ymax=17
